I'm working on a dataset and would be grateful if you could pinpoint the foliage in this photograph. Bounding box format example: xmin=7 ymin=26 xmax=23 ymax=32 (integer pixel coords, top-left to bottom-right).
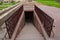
xmin=0 ymin=2 xmax=18 ymax=10
xmin=0 ymin=2 xmax=3 ymax=5
xmin=11 ymin=1 xmax=15 ymax=3
xmin=35 ymin=0 xmax=60 ymax=8
xmin=37 ymin=0 xmax=55 ymax=1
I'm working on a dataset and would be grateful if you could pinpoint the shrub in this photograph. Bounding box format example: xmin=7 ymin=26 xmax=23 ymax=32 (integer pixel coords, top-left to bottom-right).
xmin=0 ymin=2 xmax=3 ymax=5
xmin=11 ymin=1 xmax=15 ymax=3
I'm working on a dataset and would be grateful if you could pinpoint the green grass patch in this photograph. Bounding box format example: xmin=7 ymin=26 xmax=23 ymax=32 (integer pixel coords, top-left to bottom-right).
xmin=35 ymin=0 xmax=60 ymax=8
xmin=0 ymin=2 xmax=19 ymax=10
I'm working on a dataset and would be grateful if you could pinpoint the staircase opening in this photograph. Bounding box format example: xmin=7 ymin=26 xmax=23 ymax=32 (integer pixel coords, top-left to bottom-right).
xmin=16 ymin=11 xmax=44 ymax=40
xmin=25 ymin=11 xmax=33 ymax=23
xmin=5 ymin=5 xmax=54 ymax=40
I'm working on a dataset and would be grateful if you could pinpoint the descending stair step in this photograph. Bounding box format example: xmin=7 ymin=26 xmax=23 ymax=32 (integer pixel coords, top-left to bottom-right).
xmin=16 ymin=23 xmax=44 ymax=40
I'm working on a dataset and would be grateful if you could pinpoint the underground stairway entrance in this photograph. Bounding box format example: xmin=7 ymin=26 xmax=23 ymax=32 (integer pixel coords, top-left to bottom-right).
xmin=5 ymin=5 xmax=54 ymax=40
xmin=25 ymin=11 xmax=33 ymax=22
xmin=16 ymin=11 xmax=44 ymax=40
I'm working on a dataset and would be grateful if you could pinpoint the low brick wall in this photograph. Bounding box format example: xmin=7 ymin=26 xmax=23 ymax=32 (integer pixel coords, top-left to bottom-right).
xmin=10 ymin=12 xmax=25 ymax=40
xmin=35 ymin=5 xmax=54 ymax=37
xmin=0 ymin=3 xmax=22 ymax=27
xmin=33 ymin=11 xmax=44 ymax=36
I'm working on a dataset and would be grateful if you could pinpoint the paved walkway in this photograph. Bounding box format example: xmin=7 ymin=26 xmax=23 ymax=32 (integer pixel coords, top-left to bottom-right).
xmin=34 ymin=2 xmax=60 ymax=40
xmin=16 ymin=23 xmax=44 ymax=40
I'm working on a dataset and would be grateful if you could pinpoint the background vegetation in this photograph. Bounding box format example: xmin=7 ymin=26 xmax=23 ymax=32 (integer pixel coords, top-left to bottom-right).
xmin=35 ymin=0 xmax=60 ymax=8
xmin=0 ymin=1 xmax=19 ymax=10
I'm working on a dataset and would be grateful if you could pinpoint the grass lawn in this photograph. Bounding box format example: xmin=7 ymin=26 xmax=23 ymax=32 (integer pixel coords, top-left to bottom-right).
xmin=35 ymin=0 xmax=60 ymax=8
xmin=0 ymin=2 xmax=19 ymax=10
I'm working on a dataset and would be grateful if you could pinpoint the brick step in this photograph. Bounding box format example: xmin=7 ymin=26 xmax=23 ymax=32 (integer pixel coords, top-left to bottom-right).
xmin=16 ymin=23 xmax=44 ymax=40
